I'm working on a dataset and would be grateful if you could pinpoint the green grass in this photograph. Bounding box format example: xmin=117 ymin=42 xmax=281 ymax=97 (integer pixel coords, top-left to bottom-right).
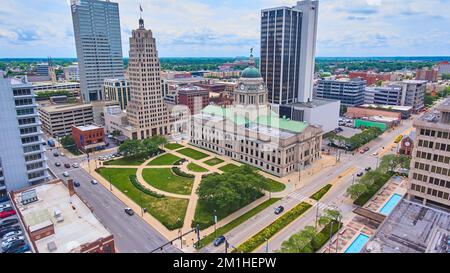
xmin=233 ymin=202 xmax=313 ymax=253
xmin=263 ymin=179 xmax=286 ymax=193
xmin=96 ymin=168 xmax=189 ymax=230
xmin=310 ymin=184 xmax=333 ymax=201
xmin=165 ymin=143 xmax=184 ymax=150
xmin=148 ymin=154 xmax=181 ymax=166
xmin=103 ymin=156 xmax=147 ymax=166
xmin=142 ymin=168 xmax=194 ymax=195
xmin=177 ymin=148 xmax=209 ymax=160
xmin=218 ymin=163 xmax=240 ymax=173
xmin=204 ymin=158 xmax=225 ymax=166
xmin=187 ymin=163 xmax=208 ymax=173
xmin=195 ymin=198 xmax=281 ymax=249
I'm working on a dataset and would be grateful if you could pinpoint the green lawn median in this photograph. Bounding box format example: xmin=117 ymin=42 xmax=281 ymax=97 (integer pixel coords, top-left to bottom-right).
xmin=232 ymin=202 xmax=313 ymax=253
xmin=195 ymin=198 xmax=281 ymax=249
xmin=310 ymin=184 xmax=332 ymax=201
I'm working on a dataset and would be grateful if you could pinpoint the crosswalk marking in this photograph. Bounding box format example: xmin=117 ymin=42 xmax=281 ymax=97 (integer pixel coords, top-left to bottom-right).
xmin=315 ymin=202 xmax=330 ymax=211
xmin=287 ymin=192 xmax=308 ymax=202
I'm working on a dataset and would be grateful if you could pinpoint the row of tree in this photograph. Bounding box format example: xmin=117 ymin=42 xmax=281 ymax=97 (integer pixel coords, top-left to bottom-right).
xmin=328 ymin=127 xmax=384 ymax=151
xmin=118 ymin=136 xmax=168 ymax=158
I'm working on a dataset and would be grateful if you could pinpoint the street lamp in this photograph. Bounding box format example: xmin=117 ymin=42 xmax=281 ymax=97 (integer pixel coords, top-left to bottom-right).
xmin=265 ymin=238 xmax=269 ymax=253
xmin=213 ymin=209 xmax=218 ymax=239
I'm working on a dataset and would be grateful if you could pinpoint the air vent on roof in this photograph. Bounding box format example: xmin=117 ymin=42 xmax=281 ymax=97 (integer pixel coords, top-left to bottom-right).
xmin=21 ymin=189 xmax=38 ymax=205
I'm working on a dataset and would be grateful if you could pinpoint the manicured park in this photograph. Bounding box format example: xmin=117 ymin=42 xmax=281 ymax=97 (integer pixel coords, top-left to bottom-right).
xmin=187 ymin=163 xmax=208 ymax=173
xmin=142 ymin=168 xmax=194 ymax=195
xmin=203 ymin=157 xmax=224 ymax=166
xmin=177 ymin=148 xmax=209 ymax=160
xmin=218 ymin=163 xmax=240 ymax=173
xmin=165 ymin=143 xmax=184 ymax=150
xmin=148 ymin=153 xmax=181 ymax=166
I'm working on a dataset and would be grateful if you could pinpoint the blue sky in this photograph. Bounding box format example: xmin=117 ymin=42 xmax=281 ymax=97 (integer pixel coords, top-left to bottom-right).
xmin=0 ymin=0 xmax=449 ymax=58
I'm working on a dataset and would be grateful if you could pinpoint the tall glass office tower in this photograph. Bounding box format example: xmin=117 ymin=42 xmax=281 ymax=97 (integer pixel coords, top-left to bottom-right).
xmin=260 ymin=0 xmax=319 ymax=105
xmin=71 ymin=0 xmax=124 ymax=102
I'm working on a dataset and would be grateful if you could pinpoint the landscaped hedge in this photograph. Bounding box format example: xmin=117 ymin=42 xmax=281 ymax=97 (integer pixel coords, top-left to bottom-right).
xmin=129 ymin=175 xmax=165 ymax=198
xmin=310 ymin=221 xmax=342 ymax=252
xmin=232 ymin=202 xmax=313 ymax=253
xmin=354 ymin=172 xmax=394 ymax=206
xmin=172 ymin=167 xmax=195 ymax=178
xmin=310 ymin=184 xmax=332 ymax=201
xmin=174 ymin=158 xmax=187 ymax=166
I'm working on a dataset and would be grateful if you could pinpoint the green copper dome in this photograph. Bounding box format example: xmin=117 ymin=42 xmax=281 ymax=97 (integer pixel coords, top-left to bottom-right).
xmin=241 ymin=66 xmax=261 ymax=78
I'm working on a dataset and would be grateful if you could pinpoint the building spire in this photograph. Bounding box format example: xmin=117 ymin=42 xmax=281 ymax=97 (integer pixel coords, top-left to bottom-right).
xmin=139 ymin=4 xmax=145 ymax=29
xmin=248 ymin=47 xmax=256 ymax=67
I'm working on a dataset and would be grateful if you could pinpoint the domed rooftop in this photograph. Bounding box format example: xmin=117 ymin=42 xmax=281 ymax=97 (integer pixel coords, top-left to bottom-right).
xmin=241 ymin=66 xmax=261 ymax=78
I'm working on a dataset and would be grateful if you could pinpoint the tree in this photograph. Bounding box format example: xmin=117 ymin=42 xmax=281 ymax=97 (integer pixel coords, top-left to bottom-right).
xmin=142 ymin=138 xmax=159 ymax=157
xmin=347 ymin=183 xmax=368 ymax=200
xmin=379 ymin=154 xmax=411 ymax=173
xmin=278 ymin=226 xmax=317 ymax=253
xmin=318 ymin=209 xmax=342 ymax=228
xmin=118 ymin=140 xmax=144 ymax=157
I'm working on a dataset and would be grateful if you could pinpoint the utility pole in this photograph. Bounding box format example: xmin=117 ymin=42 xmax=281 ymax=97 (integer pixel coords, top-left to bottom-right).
xmin=315 ymin=203 xmax=320 ymax=230
xmin=213 ymin=209 xmax=217 ymax=239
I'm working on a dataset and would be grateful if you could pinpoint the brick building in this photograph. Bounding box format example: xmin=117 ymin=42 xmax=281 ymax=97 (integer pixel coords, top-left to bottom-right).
xmin=177 ymin=86 xmax=210 ymax=114
xmin=72 ymin=125 xmax=106 ymax=153
xmin=349 ymin=71 xmax=393 ymax=86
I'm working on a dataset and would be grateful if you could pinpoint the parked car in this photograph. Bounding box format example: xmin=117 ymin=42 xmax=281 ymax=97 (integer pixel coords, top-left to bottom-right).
xmin=53 ymin=152 xmax=59 ymax=157
xmin=72 ymin=163 xmax=79 ymax=168
xmin=74 ymin=181 xmax=81 ymax=187
xmin=0 ymin=203 xmax=11 ymax=210
xmin=372 ymin=151 xmax=379 ymax=157
xmin=0 ymin=204 xmax=12 ymax=213
xmin=2 ymin=230 xmax=22 ymax=240
xmin=62 ymin=172 xmax=70 ymax=178
xmin=91 ymin=180 xmax=98 ymax=185
xmin=64 ymin=163 xmax=71 ymax=169
xmin=0 ymin=209 xmax=16 ymax=219
xmin=0 ymin=225 xmax=21 ymax=237
xmin=55 ymin=162 xmax=61 ymax=167
xmin=2 ymin=236 xmax=25 ymax=248
xmin=2 ymin=239 xmax=25 ymax=251
xmin=357 ymin=172 xmax=364 ymax=177
xmin=213 ymin=236 xmax=226 ymax=247
xmin=0 ymin=218 xmax=19 ymax=229
xmin=274 ymin=206 xmax=285 ymax=215
xmin=60 ymin=153 xmax=65 ymax=157
xmin=5 ymin=243 xmax=29 ymax=253
xmin=124 ymin=208 xmax=134 ymax=216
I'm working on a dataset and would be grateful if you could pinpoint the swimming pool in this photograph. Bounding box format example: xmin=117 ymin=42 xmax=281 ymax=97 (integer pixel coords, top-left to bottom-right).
xmin=379 ymin=194 xmax=402 ymax=216
xmin=344 ymin=234 xmax=370 ymax=253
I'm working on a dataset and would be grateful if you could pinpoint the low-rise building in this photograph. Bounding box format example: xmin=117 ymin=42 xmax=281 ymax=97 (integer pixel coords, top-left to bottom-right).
xmin=11 ymin=179 xmax=115 ymax=253
xmin=63 ymin=65 xmax=79 ymax=81
xmin=38 ymin=103 xmax=94 ymax=138
xmin=438 ymin=61 xmax=450 ymax=75
xmin=357 ymin=104 xmax=413 ymax=119
xmin=364 ymin=84 xmax=403 ymax=106
xmin=349 ymin=71 xmax=393 ymax=86
xmin=316 ymin=78 xmax=366 ymax=107
xmin=72 ymin=125 xmax=106 ymax=153
xmin=346 ymin=106 xmax=402 ymax=121
xmin=104 ymin=78 xmax=131 ymax=110
xmin=416 ymin=68 xmax=438 ymax=82
xmin=177 ymin=85 xmax=210 ymax=114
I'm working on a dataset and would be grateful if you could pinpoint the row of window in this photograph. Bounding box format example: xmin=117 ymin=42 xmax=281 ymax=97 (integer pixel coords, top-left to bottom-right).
xmin=411 ymin=184 xmax=450 ymax=201
xmin=414 ymin=161 xmax=450 ymax=176
xmin=416 ymin=150 xmax=450 ymax=164
xmin=419 ymin=128 xmax=450 ymax=140
xmin=418 ymin=139 xmax=450 ymax=152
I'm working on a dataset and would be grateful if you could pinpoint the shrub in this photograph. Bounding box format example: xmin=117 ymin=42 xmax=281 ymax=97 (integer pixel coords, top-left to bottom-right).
xmin=233 ymin=202 xmax=312 ymax=253
xmin=310 ymin=184 xmax=332 ymax=201
xmin=310 ymin=221 xmax=342 ymax=251
xmin=172 ymin=167 xmax=195 ymax=178
xmin=354 ymin=171 xmax=394 ymax=206
xmin=129 ymin=175 xmax=165 ymax=198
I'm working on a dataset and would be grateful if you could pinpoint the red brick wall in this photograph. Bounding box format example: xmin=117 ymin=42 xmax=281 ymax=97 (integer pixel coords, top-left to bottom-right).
xmin=346 ymin=107 xmax=401 ymax=120
xmin=72 ymin=127 xmax=105 ymax=150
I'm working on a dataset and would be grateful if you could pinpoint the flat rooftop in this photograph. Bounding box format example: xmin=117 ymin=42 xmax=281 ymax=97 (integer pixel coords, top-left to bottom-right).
xmin=288 ymin=98 xmax=340 ymax=108
xmin=13 ymin=181 xmax=112 ymax=253
xmin=365 ymin=200 xmax=450 ymax=253
xmin=74 ymin=125 xmax=103 ymax=132
xmin=39 ymin=103 xmax=92 ymax=113
xmin=361 ymin=104 xmax=413 ymax=111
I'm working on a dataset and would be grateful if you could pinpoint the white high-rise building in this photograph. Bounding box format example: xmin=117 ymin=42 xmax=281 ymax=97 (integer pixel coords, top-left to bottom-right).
xmin=261 ymin=0 xmax=319 ymax=104
xmin=63 ymin=64 xmax=80 ymax=81
xmin=71 ymin=0 xmax=125 ymax=102
xmin=0 ymin=71 xmax=49 ymax=196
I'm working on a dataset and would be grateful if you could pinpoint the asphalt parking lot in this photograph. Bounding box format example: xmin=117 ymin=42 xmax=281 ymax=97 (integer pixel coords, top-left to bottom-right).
xmin=337 ymin=126 xmax=362 ymax=138
xmin=0 ymin=200 xmax=30 ymax=253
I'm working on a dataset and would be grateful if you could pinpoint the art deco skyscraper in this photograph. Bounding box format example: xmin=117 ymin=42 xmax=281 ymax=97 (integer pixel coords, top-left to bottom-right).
xmin=261 ymin=0 xmax=319 ymax=105
xmin=71 ymin=0 xmax=124 ymax=102
xmin=126 ymin=18 xmax=170 ymax=140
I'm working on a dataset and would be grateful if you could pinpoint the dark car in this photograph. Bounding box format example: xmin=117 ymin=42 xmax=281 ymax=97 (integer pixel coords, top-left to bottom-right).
xmin=53 ymin=152 xmax=59 ymax=157
xmin=0 ymin=226 xmax=21 ymax=237
xmin=0 ymin=218 xmax=19 ymax=229
xmin=213 ymin=236 xmax=226 ymax=247
xmin=3 ymin=239 xmax=25 ymax=252
xmin=74 ymin=181 xmax=81 ymax=188
xmin=365 ymin=167 xmax=372 ymax=172
xmin=5 ymin=243 xmax=30 ymax=253
xmin=357 ymin=172 xmax=364 ymax=177
xmin=64 ymin=163 xmax=71 ymax=169
xmin=124 ymin=208 xmax=134 ymax=216
xmin=55 ymin=162 xmax=61 ymax=167
xmin=274 ymin=206 xmax=285 ymax=215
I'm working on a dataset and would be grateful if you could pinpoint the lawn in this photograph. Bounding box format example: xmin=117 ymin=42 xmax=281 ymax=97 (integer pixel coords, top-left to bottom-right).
xmin=195 ymin=198 xmax=281 ymax=249
xmin=263 ymin=179 xmax=286 ymax=193
xmin=218 ymin=163 xmax=240 ymax=173
xmin=310 ymin=184 xmax=333 ymax=201
xmin=96 ymin=168 xmax=189 ymax=230
xmin=204 ymin=158 xmax=225 ymax=166
xmin=165 ymin=143 xmax=184 ymax=150
xmin=142 ymin=168 xmax=194 ymax=195
xmin=103 ymin=155 xmax=147 ymax=166
xmin=148 ymin=153 xmax=181 ymax=166
xmin=187 ymin=163 xmax=208 ymax=173
xmin=177 ymin=148 xmax=209 ymax=160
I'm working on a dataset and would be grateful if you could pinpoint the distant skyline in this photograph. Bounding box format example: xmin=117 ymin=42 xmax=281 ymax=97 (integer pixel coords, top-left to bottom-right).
xmin=0 ymin=0 xmax=449 ymax=58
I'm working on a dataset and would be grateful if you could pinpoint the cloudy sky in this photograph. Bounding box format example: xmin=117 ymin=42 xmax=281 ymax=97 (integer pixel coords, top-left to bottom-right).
xmin=0 ymin=0 xmax=449 ymax=58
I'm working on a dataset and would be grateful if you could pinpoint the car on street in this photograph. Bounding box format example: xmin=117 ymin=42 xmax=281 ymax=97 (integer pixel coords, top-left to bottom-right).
xmin=55 ymin=162 xmax=61 ymax=167
xmin=5 ymin=243 xmax=29 ymax=253
xmin=365 ymin=167 xmax=372 ymax=172
xmin=62 ymin=172 xmax=70 ymax=177
xmin=2 ymin=230 xmax=22 ymax=240
xmin=0 ymin=209 xmax=16 ymax=219
xmin=91 ymin=179 xmax=98 ymax=185
xmin=213 ymin=236 xmax=226 ymax=247
xmin=72 ymin=163 xmax=79 ymax=168
xmin=372 ymin=151 xmax=379 ymax=156
xmin=0 ymin=218 xmax=19 ymax=229
xmin=274 ymin=206 xmax=285 ymax=215
xmin=74 ymin=181 xmax=81 ymax=187
xmin=53 ymin=152 xmax=59 ymax=157
xmin=124 ymin=208 xmax=134 ymax=216
xmin=60 ymin=153 xmax=65 ymax=157
xmin=357 ymin=172 xmax=364 ymax=177
xmin=2 ymin=239 xmax=25 ymax=252
xmin=64 ymin=163 xmax=71 ymax=169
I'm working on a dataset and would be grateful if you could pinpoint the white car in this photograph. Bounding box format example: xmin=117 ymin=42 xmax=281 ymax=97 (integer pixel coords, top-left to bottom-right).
xmin=0 ymin=203 xmax=11 ymax=211
xmin=60 ymin=153 xmax=65 ymax=157
xmin=91 ymin=180 xmax=98 ymax=185
xmin=372 ymin=152 xmax=379 ymax=156
xmin=2 ymin=236 xmax=25 ymax=247
xmin=72 ymin=163 xmax=79 ymax=168
xmin=2 ymin=231 xmax=22 ymax=240
xmin=63 ymin=172 xmax=70 ymax=177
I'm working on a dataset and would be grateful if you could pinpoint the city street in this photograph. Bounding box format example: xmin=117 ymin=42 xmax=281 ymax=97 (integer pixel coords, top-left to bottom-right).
xmin=44 ymin=146 xmax=180 ymax=253
xmin=203 ymin=118 xmax=414 ymax=253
